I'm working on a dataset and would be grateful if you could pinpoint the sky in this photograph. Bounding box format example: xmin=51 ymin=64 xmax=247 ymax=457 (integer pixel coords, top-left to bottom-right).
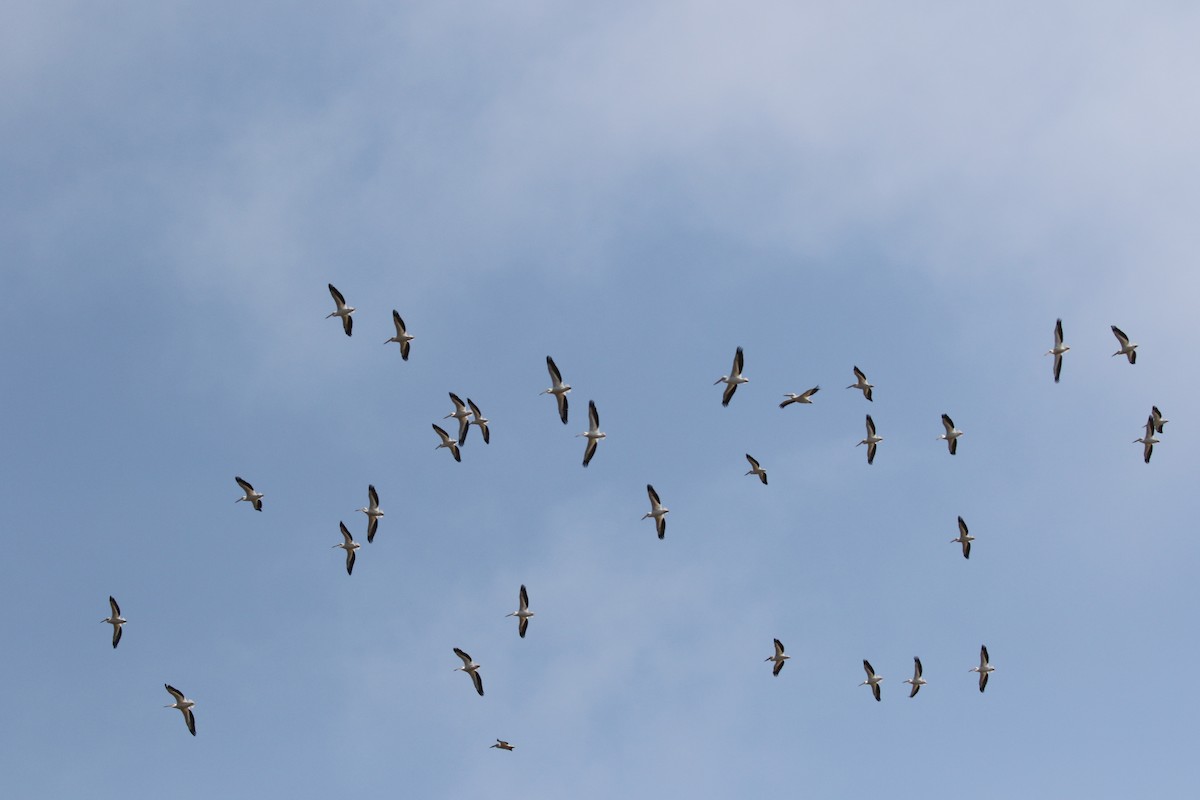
xmin=3 ymin=2 xmax=1199 ymax=797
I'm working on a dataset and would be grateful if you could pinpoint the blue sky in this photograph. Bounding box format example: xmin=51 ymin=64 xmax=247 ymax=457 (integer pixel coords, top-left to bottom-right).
xmin=4 ymin=2 xmax=1199 ymax=797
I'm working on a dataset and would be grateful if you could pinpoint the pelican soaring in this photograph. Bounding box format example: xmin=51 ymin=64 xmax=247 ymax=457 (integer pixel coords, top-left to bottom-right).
xmin=432 ymin=424 xmax=462 ymax=462
xmin=857 ymin=415 xmax=882 ymax=464
xmin=642 ymin=484 xmax=669 ymax=539
xmin=163 ymin=684 xmax=196 ymax=736
xmin=333 ymin=522 xmax=360 ymax=575
xmin=744 ymin=454 xmax=768 ymax=485
xmin=540 ymin=356 xmax=571 ymax=424
xmin=765 ymin=639 xmax=790 ymax=676
xmin=325 ymin=283 xmax=354 ymax=336
xmin=860 ymin=660 xmax=883 ymax=701
xmin=903 ymin=657 xmax=927 ymax=698
xmin=714 ymin=346 xmax=748 ymax=407
xmin=102 ymin=596 xmax=126 ymax=649
xmin=938 ymin=413 xmax=963 ymax=455
xmin=970 ymin=645 xmax=994 ymax=692
xmin=951 ymin=516 xmax=974 ymax=559
xmin=356 ymin=485 xmax=384 ymax=543
xmin=235 ymin=476 xmax=263 ymax=511
xmin=467 ymin=398 xmax=490 ymax=445
xmin=1134 ymin=415 xmax=1159 ymax=463
xmin=444 ymin=393 xmax=471 ymax=446
xmin=384 ymin=310 xmax=413 ymax=359
xmin=847 ymin=366 xmax=873 ymax=401
xmin=491 ymin=740 xmax=515 ymax=751
xmin=578 ymin=400 xmax=605 ymax=467
xmin=1151 ymin=406 xmax=1168 ymax=434
xmin=453 ymin=648 xmax=484 ymax=696
xmin=1046 ymin=318 xmax=1070 ymax=382
xmin=780 ymin=386 xmax=819 ymax=408
xmin=1111 ymin=325 xmax=1137 ymax=364
xmin=506 ymin=585 xmax=534 ymax=638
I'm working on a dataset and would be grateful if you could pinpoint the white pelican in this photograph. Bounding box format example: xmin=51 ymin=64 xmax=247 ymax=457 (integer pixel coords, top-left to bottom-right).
xmin=578 ymin=400 xmax=605 ymax=467
xmin=1111 ymin=325 xmax=1137 ymax=364
xmin=432 ymin=423 xmax=462 ymax=462
xmin=1046 ymin=318 xmax=1070 ymax=383
xmin=903 ymin=657 xmax=927 ymax=697
xmin=333 ymin=522 xmax=360 ymax=575
xmin=780 ymin=386 xmax=819 ymax=408
xmin=938 ymin=413 xmax=963 ymax=455
xmin=642 ymin=484 xmax=669 ymax=539
xmin=744 ymin=454 xmax=768 ymax=485
xmin=765 ymin=638 xmax=790 ymax=676
xmin=383 ymin=310 xmax=413 ymax=359
xmin=714 ymin=346 xmax=748 ymax=407
xmin=491 ymin=740 xmax=515 ymax=751
xmin=970 ymin=645 xmax=994 ymax=692
xmin=355 ymin=484 xmax=384 ymax=543
xmin=453 ymin=647 xmax=484 ymax=696
xmin=163 ymin=684 xmax=196 ymax=736
xmin=467 ymin=398 xmax=490 ymax=445
xmin=102 ymin=596 xmax=126 ymax=649
xmin=1134 ymin=415 xmax=1159 ymax=463
xmin=1152 ymin=405 xmax=1169 ymax=434
xmin=540 ymin=356 xmax=571 ymax=424
xmin=847 ymin=366 xmax=873 ymax=401
xmin=325 ymin=283 xmax=354 ymax=336
xmin=860 ymin=660 xmax=883 ymax=701
xmin=444 ymin=393 xmax=471 ymax=446
xmin=235 ymin=476 xmax=263 ymax=511
xmin=951 ymin=516 xmax=973 ymax=559
xmin=857 ymin=415 xmax=882 ymax=464
xmin=506 ymin=584 xmax=534 ymax=638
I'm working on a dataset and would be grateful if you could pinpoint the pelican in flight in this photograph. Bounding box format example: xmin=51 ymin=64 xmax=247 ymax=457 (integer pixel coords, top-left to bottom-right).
xmin=102 ymin=596 xmax=126 ymax=649
xmin=355 ymin=484 xmax=384 ymax=543
xmin=714 ymin=346 xmax=748 ymax=407
xmin=491 ymin=740 xmax=515 ymax=751
xmin=765 ymin=639 xmax=790 ymax=676
xmin=642 ymin=484 xmax=669 ymax=539
xmin=951 ymin=516 xmax=973 ymax=559
xmin=780 ymin=386 xmax=819 ymax=408
xmin=860 ymin=660 xmax=883 ymax=701
xmin=1134 ymin=415 xmax=1159 ymax=463
xmin=847 ymin=366 xmax=873 ymax=401
xmin=163 ymin=684 xmax=196 ymax=736
xmin=325 ymin=283 xmax=354 ymax=336
xmin=383 ymin=310 xmax=413 ymax=359
xmin=744 ymin=454 xmax=768 ymax=485
xmin=540 ymin=356 xmax=571 ymax=424
xmin=1111 ymin=325 xmax=1137 ymax=364
xmin=506 ymin=584 xmax=534 ymax=638
xmin=578 ymin=400 xmax=605 ymax=467
xmin=453 ymin=648 xmax=484 ymax=696
xmin=235 ymin=476 xmax=263 ymax=511
xmin=467 ymin=399 xmax=490 ymax=445
xmin=857 ymin=415 xmax=882 ymax=464
xmin=444 ymin=393 xmax=472 ymax=446
xmin=1046 ymin=318 xmax=1070 ymax=383
xmin=432 ymin=424 xmax=462 ymax=462
xmin=970 ymin=645 xmax=994 ymax=692
xmin=1152 ymin=405 xmax=1169 ymax=434
xmin=938 ymin=413 xmax=963 ymax=455
xmin=903 ymin=657 xmax=927 ymax=697
xmin=333 ymin=522 xmax=360 ymax=575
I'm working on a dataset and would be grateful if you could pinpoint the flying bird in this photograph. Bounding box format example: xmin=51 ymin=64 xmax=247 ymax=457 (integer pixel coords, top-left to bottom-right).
xmin=467 ymin=398 xmax=490 ymax=445
xmin=903 ymin=657 xmax=927 ymax=698
xmin=765 ymin=639 xmax=790 ymax=676
xmin=540 ymin=356 xmax=571 ymax=424
xmin=234 ymin=476 xmax=263 ymax=511
xmin=355 ymin=485 xmax=384 ymax=543
xmin=780 ymin=386 xmax=819 ymax=408
xmin=432 ymin=424 xmax=462 ymax=462
xmin=163 ymin=684 xmax=196 ymax=736
xmin=383 ymin=310 xmax=413 ymax=360
xmin=444 ymin=393 xmax=472 ymax=446
xmin=1110 ymin=325 xmax=1137 ymax=364
xmin=951 ymin=516 xmax=974 ymax=559
xmin=938 ymin=413 xmax=963 ymax=455
xmin=1151 ymin=405 xmax=1169 ymax=434
xmin=578 ymin=400 xmax=605 ymax=467
xmin=970 ymin=645 xmax=995 ymax=692
xmin=847 ymin=366 xmax=873 ymax=401
xmin=860 ymin=660 xmax=883 ymax=702
xmin=102 ymin=596 xmax=126 ymax=649
xmin=453 ymin=648 xmax=484 ymax=696
xmin=506 ymin=585 xmax=534 ymax=638
xmin=1134 ymin=415 xmax=1159 ymax=463
xmin=333 ymin=522 xmax=360 ymax=575
xmin=857 ymin=415 xmax=882 ymax=464
xmin=744 ymin=454 xmax=768 ymax=485
xmin=642 ymin=484 xmax=669 ymax=539
xmin=325 ymin=283 xmax=354 ymax=336
xmin=491 ymin=740 xmax=515 ymax=751
xmin=1046 ymin=318 xmax=1070 ymax=383
xmin=714 ymin=346 xmax=749 ymax=407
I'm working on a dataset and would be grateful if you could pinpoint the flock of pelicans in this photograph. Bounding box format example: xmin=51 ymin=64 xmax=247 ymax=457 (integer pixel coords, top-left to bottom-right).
xmin=100 ymin=289 xmax=1166 ymax=741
